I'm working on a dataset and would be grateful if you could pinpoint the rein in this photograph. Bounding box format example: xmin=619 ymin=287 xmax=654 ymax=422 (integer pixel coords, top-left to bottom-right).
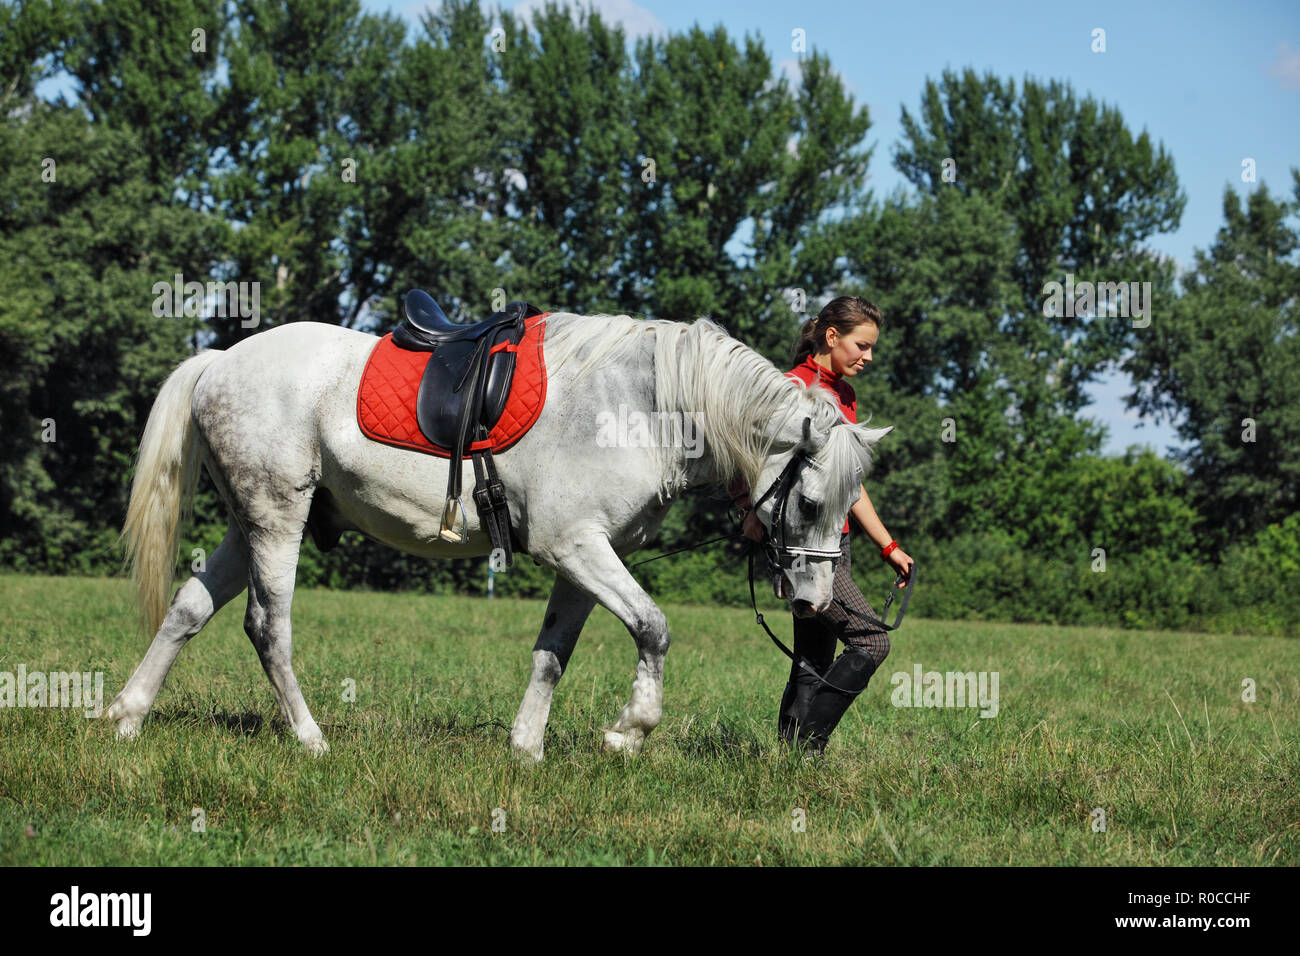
xmin=745 ymin=448 xmax=916 ymax=695
xmin=627 ymin=534 xmax=743 ymax=569
xmin=623 ymin=447 xmax=917 ymax=697
xmin=746 ymin=542 xmax=916 ymax=695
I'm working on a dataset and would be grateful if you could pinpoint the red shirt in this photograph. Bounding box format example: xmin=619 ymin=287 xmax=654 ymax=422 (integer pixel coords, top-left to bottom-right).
xmin=786 ymin=355 xmax=856 ymax=533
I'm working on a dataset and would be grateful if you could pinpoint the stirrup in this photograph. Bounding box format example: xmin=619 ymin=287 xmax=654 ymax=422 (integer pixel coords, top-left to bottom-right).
xmin=438 ymin=496 xmax=468 ymax=543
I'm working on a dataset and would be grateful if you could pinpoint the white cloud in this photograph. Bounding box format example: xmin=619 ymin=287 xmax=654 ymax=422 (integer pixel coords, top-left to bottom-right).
xmin=775 ymin=56 xmax=856 ymax=98
xmin=509 ymin=0 xmax=666 ymax=40
xmin=1267 ymin=41 xmax=1300 ymax=90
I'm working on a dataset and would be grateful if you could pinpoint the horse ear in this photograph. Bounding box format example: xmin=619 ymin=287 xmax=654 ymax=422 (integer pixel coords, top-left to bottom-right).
xmin=850 ymin=424 xmax=894 ymax=476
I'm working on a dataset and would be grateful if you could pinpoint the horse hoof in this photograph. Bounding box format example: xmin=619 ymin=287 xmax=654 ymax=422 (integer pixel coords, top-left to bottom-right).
xmin=511 ymin=744 xmax=544 ymax=764
xmin=602 ymin=728 xmax=644 ymax=755
xmin=107 ymin=699 xmax=143 ymax=739
xmin=301 ymin=735 xmax=329 ymax=756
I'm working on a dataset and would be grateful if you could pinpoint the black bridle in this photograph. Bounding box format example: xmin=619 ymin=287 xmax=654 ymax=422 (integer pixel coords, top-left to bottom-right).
xmin=746 ymin=446 xmax=916 ymax=695
xmin=751 ymin=450 xmax=843 ymax=590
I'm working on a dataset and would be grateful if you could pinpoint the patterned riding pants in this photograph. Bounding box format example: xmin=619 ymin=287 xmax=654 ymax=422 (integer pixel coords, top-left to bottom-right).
xmin=791 ymin=532 xmax=892 ymax=672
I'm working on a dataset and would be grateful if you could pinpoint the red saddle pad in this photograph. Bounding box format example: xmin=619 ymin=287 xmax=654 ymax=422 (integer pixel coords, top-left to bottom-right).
xmin=356 ymin=313 xmax=550 ymax=458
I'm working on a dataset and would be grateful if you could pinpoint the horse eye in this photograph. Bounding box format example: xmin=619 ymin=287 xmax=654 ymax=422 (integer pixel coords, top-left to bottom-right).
xmin=798 ymin=495 xmax=818 ymax=517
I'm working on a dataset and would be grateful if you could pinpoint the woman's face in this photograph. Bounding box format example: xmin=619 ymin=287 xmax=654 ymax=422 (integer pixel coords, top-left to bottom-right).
xmin=824 ymin=320 xmax=879 ymax=377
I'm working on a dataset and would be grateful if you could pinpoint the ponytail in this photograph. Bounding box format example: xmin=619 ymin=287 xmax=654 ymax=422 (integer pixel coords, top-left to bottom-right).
xmin=791 ymin=318 xmax=820 ymax=366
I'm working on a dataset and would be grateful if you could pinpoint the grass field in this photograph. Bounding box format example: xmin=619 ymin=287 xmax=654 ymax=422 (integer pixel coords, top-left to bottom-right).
xmin=1 ymin=573 xmax=1296 ymax=866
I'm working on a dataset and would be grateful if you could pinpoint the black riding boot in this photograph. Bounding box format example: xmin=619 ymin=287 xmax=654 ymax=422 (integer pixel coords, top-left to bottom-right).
xmin=778 ymin=622 xmax=836 ymax=745
xmin=796 ymin=646 xmax=878 ymax=754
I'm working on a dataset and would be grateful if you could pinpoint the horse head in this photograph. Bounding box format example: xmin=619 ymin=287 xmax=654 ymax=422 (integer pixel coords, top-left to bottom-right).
xmin=751 ymin=392 xmax=893 ymax=615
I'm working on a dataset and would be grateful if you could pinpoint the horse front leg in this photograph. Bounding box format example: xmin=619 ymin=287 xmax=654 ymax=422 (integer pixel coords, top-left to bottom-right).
xmin=552 ymin=533 xmax=670 ymax=756
xmin=510 ymin=575 xmax=596 ymax=762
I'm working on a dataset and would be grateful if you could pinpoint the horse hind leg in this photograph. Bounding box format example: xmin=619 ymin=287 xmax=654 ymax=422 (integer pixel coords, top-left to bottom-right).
xmin=108 ymin=522 xmax=250 ymax=739
xmin=244 ymin=529 xmax=327 ymax=755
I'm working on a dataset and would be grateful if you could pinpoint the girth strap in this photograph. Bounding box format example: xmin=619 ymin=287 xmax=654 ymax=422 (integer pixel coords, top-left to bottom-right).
xmin=435 ymin=308 xmax=526 ymax=543
xmin=472 ymin=438 xmax=514 ymax=569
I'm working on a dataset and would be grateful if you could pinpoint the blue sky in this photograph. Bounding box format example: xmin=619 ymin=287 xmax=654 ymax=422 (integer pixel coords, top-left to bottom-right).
xmin=367 ymin=0 xmax=1299 ymax=458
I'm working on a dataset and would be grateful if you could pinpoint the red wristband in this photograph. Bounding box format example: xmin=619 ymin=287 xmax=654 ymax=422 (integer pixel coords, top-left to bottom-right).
xmin=880 ymin=540 xmax=899 ymax=560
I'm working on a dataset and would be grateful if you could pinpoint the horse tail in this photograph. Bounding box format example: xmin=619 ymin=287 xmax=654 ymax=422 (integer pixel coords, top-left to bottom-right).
xmin=121 ymin=350 xmax=224 ymax=637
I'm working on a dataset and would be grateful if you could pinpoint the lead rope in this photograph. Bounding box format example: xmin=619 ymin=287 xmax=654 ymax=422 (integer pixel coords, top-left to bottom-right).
xmin=746 ymin=543 xmax=917 ymax=695
xmin=620 ymin=463 xmax=916 ymax=697
xmin=747 ymin=545 xmax=871 ymax=696
xmin=627 ymin=533 xmax=743 ymax=569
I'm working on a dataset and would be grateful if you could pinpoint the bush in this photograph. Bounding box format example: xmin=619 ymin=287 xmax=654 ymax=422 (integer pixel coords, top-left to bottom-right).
xmin=891 ymin=531 xmax=1293 ymax=636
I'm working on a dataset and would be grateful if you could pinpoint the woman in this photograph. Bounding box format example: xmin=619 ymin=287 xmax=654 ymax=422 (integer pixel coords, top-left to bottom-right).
xmin=731 ymin=296 xmax=914 ymax=754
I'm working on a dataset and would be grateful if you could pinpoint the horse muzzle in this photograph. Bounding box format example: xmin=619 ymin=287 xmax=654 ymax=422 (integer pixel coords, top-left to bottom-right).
xmin=768 ymin=548 xmax=837 ymax=613
xmin=790 ymin=598 xmax=819 ymax=618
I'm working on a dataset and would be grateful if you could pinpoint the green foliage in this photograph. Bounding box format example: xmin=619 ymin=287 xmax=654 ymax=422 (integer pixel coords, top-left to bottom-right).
xmin=0 ymin=1 xmax=1292 ymax=637
xmin=894 ymin=68 xmax=1184 ymax=403
xmin=1251 ymin=512 xmax=1300 ymax=576
xmin=1126 ymin=175 xmax=1300 ymax=548
xmin=0 ymin=100 xmax=213 ymax=572
xmin=897 ymin=530 xmax=1296 ymax=637
xmin=877 ymin=69 xmax=1184 ymax=548
xmin=61 ymin=0 xmax=224 ymax=186
xmin=210 ymin=0 xmax=412 ymax=343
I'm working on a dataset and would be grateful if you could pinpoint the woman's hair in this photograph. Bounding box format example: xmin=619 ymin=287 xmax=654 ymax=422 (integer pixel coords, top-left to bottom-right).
xmin=791 ymin=296 xmax=883 ymax=366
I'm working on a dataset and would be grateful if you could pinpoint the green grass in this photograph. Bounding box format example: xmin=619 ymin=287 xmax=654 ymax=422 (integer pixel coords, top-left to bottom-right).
xmin=1 ymin=573 xmax=1296 ymax=865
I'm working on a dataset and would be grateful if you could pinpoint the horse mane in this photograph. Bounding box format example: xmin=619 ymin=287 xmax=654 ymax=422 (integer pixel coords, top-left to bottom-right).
xmin=540 ymin=312 xmax=872 ymax=521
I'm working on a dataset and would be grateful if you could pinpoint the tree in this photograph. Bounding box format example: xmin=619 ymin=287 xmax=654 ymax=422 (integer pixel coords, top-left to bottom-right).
xmin=626 ymin=29 xmax=872 ymax=360
xmin=830 ymin=69 xmax=1188 ymax=551
xmin=209 ymin=0 xmax=411 ymax=345
xmin=893 ymin=68 xmax=1184 ymax=420
xmin=1126 ymin=173 xmax=1300 ymax=548
xmin=61 ymin=0 xmax=223 ymax=188
xmin=0 ymin=104 xmax=213 ymax=570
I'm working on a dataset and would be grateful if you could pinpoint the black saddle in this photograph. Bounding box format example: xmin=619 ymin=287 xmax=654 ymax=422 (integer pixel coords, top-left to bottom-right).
xmin=394 ymin=291 xmax=539 ymax=449
xmin=396 ymin=290 xmax=532 ymax=346
xmin=391 ymin=290 xmax=542 ymax=561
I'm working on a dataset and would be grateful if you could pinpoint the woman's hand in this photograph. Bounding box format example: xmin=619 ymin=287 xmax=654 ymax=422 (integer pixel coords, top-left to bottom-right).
xmin=741 ymin=510 xmax=765 ymax=542
xmin=887 ymin=547 xmax=914 ymax=584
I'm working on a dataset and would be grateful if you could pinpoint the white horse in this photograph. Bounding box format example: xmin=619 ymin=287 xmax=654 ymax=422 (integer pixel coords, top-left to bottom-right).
xmin=109 ymin=312 xmax=891 ymax=761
